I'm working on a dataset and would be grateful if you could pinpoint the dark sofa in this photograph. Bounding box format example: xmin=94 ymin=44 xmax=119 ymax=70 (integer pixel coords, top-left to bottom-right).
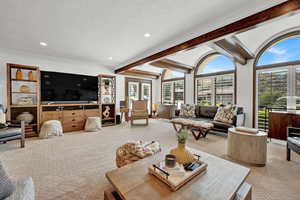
xmin=177 ymin=105 xmax=245 ymax=134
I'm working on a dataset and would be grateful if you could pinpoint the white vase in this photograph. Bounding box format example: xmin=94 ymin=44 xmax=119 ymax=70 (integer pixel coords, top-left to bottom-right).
xmin=16 ymin=112 xmax=34 ymax=123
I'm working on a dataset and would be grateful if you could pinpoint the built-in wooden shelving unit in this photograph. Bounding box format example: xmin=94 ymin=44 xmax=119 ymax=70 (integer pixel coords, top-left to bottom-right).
xmin=98 ymin=74 xmax=116 ymax=127
xmin=7 ymin=63 xmax=40 ymax=137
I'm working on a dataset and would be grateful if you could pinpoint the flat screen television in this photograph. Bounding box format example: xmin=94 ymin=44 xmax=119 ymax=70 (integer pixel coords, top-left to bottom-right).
xmin=41 ymin=71 xmax=98 ymax=103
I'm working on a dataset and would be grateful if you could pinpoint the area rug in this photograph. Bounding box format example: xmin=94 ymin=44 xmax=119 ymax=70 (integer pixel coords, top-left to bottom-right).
xmin=0 ymin=120 xmax=299 ymax=200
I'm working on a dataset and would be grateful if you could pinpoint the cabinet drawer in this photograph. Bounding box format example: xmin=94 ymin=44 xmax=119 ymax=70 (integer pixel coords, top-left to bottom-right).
xmin=41 ymin=111 xmax=63 ymax=123
xmin=85 ymin=109 xmax=100 ymax=117
xmin=63 ymin=110 xmax=84 ymax=118
xmin=63 ymin=116 xmax=85 ymax=124
xmin=63 ymin=122 xmax=85 ymax=132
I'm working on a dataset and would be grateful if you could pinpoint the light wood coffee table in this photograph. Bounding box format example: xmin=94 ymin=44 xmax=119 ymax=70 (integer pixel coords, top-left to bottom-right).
xmin=106 ymin=147 xmax=250 ymax=200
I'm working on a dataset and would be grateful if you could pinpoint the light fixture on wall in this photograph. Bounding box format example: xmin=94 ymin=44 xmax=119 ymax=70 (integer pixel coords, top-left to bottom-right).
xmin=40 ymin=42 xmax=48 ymax=46
xmin=108 ymin=57 xmax=113 ymax=60
xmin=144 ymin=33 xmax=151 ymax=38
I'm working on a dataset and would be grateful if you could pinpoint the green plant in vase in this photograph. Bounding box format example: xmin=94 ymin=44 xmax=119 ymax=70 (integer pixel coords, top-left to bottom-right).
xmin=177 ymin=128 xmax=189 ymax=144
xmin=170 ymin=128 xmax=196 ymax=165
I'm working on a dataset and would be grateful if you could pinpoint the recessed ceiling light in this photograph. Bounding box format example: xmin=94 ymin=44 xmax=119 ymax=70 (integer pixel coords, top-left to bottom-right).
xmin=40 ymin=42 xmax=48 ymax=46
xmin=108 ymin=57 xmax=113 ymax=60
xmin=144 ymin=33 xmax=151 ymax=38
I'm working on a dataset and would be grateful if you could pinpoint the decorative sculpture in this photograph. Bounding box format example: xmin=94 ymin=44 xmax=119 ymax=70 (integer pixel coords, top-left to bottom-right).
xmin=103 ymin=106 xmax=111 ymax=119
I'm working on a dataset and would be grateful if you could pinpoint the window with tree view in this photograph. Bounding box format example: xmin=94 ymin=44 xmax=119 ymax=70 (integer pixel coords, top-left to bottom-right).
xmin=196 ymin=78 xmax=212 ymax=105
xmin=195 ymin=54 xmax=235 ymax=106
xmin=256 ymin=34 xmax=300 ymax=129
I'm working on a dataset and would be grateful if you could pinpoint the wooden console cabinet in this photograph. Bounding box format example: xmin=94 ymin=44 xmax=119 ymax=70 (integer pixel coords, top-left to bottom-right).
xmin=41 ymin=104 xmax=100 ymax=133
xmin=268 ymin=111 xmax=300 ymax=140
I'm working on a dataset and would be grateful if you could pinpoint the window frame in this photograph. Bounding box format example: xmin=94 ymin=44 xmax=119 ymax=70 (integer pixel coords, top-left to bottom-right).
xmin=253 ymin=31 xmax=300 ymax=127
xmin=161 ymin=69 xmax=186 ymax=105
xmin=194 ymin=52 xmax=237 ymax=105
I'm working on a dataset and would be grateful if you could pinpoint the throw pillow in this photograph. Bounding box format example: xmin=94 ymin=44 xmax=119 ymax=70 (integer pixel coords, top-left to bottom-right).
xmin=0 ymin=161 xmax=15 ymax=199
xmin=179 ymin=104 xmax=196 ymax=118
xmin=213 ymin=105 xmax=237 ymax=124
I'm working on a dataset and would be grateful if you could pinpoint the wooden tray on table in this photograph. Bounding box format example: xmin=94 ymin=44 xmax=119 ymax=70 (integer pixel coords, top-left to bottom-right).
xmin=148 ymin=157 xmax=208 ymax=191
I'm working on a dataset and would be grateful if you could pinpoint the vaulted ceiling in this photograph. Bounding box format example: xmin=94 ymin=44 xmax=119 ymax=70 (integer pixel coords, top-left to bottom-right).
xmin=0 ymin=0 xmax=286 ymax=69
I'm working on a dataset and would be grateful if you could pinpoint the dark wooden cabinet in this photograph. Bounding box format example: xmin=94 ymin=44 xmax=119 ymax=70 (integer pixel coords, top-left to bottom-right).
xmin=268 ymin=111 xmax=300 ymax=140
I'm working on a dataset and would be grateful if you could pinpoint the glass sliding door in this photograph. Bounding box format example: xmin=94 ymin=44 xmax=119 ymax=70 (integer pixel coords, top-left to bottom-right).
xmin=125 ymin=78 xmax=152 ymax=114
xmin=128 ymin=81 xmax=140 ymax=110
xmin=141 ymin=83 xmax=152 ymax=114
xmin=256 ymin=68 xmax=289 ymax=129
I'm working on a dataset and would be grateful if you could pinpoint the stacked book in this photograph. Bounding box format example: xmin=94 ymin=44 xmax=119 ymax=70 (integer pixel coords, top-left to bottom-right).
xmin=160 ymin=161 xmax=185 ymax=177
xmin=25 ymin=127 xmax=36 ymax=136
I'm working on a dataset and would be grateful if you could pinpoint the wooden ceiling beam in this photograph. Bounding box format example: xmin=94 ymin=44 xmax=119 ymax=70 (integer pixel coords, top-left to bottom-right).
xmin=149 ymin=58 xmax=192 ymax=73
xmin=210 ymin=36 xmax=254 ymax=65
xmin=120 ymin=69 xmax=160 ymax=79
xmin=115 ymin=0 xmax=300 ymax=73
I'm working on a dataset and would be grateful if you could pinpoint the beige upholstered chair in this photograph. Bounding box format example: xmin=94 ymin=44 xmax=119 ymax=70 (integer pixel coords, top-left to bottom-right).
xmin=131 ymin=100 xmax=149 ymax=126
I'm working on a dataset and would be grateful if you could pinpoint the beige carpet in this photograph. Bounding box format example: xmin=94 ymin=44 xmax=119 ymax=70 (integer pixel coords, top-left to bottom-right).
xmin=1 ymin=119 xmax=300 ymax=200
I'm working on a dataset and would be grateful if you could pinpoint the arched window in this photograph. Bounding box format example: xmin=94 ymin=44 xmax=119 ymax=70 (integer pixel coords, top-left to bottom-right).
xmin=163 ymin=69 xmax=184 ymax=80
xmin=161 ymin=69 xmax=185 ymax=107
xmin=195 ymin=53 xmax=236 ymax=106
xmin=196 ymin=54 xmax=235 ymax=75
xmin=256 ymin=35 xmax=300 ymax=66
xmin=255 ymin=32 xmax=300 ymax=129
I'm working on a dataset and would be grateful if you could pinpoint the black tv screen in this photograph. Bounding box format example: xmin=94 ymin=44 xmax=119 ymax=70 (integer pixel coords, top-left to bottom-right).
xmin=41 ymin=71 xmax=98 ymax=103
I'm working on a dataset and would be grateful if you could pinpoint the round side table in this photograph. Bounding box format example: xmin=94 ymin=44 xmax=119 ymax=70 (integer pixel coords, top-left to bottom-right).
xmin=227 ymin=127 xmax=267 ymax=166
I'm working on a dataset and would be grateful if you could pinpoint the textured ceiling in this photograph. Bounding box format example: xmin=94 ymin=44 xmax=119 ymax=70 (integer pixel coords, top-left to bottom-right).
xmin=0 ymin=0 xmax=286 ymax=69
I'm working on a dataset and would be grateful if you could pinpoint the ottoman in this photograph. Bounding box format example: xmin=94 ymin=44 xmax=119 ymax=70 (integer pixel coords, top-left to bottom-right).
xmin=85 ymin=117 xmax=101 ymax=132
xmin=227 ymin=127 xmax=267 ymax=166
xmin=39 ymin=120 xmax=63 ymax=139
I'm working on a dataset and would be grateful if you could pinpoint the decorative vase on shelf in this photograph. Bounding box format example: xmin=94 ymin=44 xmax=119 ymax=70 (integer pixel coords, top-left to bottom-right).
xmin=16 ymin=69 xmax=23 ymax=80
xmin=16 ymin=112 xmax=34 ymax=124
xmin=170 ymin=129 xmax=196 ymax=165
xmin=28 ymin=71 xmax=34 ymax=81
xmin=19 ymin=85 xmax=31 ymax=93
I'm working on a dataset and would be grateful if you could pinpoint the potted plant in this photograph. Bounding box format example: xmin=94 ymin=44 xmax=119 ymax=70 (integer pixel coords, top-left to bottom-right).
xmin=170 ymin=128 xmax=196 ymax=164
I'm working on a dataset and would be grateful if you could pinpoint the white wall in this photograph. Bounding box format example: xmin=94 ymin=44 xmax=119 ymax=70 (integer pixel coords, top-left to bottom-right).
xmin=185 ymin=73 xmax=194 ymax=104
xmin=236 ymin=60 xmax=254 ymax=127
xmin=0 ymin=49 xmax=160 ymax=112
